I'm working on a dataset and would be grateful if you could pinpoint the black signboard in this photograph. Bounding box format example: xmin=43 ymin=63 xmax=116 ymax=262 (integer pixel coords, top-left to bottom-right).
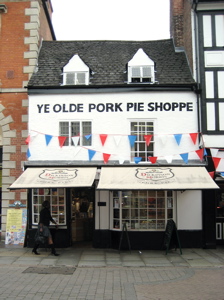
xmin=163 ymin=219 xmax=182 ymax=255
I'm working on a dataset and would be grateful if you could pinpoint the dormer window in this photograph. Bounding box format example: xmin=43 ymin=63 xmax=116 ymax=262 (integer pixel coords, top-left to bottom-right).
xmin=63 ymin=54 xmax=89 ymax=85
xmin=128 ymin=48 xmax=155 ymax=84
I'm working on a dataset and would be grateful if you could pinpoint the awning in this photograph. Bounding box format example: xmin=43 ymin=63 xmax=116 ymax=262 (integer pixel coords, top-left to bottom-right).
xmin=9 ymin=167 xmax=97 ymax=189
xmin=97 ymin=167 xmax=219 ymax=190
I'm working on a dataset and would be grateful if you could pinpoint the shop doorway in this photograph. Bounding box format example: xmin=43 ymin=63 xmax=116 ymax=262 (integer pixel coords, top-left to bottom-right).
xmin=71 ymin=187 xmax=95 ymax=247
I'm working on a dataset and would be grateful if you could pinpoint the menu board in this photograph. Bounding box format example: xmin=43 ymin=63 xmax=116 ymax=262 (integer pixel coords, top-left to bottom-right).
xmin=5 ymin=209 xmax=27 ymax=245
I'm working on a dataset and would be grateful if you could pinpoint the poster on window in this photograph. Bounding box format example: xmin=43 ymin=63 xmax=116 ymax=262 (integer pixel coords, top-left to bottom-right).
xmin=5 ymin=209 xmax=27 ymax=245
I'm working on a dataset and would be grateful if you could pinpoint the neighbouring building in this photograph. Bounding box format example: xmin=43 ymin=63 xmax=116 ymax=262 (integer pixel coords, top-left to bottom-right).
xmin=171 ymin=0 xmax=224 ymax=248
xmin=9 ymin=39 xmax=219 ymax=250
xmin=0 ymin=0 xmax=55 ymax=240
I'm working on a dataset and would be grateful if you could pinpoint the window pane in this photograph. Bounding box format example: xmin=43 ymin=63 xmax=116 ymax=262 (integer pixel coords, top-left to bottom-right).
xmin=82 ymin=121 xmax=92 ymax=146
xmin=71 ymin=122 xmax=80 ymax=136
xmin=59 ymin=122 xmax=69 ymax=146
xmin=71 ymin=122 xmax=80 ymax=146
xmin=132 ymin=67 xmax=141 ymax=77
xmin=142 ymin=67 xmax=151 ymax=77
xmin=76 ymin=72 xmax=86 ymax=84
xmin=66 ymin=73 xmax=75 ymax=85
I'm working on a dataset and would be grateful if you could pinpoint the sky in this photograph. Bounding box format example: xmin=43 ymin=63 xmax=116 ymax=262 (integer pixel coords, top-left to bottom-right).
xmin=50 ymin=0 xmax=170 ymax=41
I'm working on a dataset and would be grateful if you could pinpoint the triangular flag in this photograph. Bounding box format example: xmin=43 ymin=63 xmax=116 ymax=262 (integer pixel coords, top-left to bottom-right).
xmin=25 ymin=135 xmax=31 ymax=145
xmin=134 ymin=157 xmax=142 ymax=164
xmin=204 ymin=148 xmax=207 ymax=156
xmin=73 ymin=147 xmax=81 ymax=157
xmin=26 ymin=148 xmax=31 ymax=158
xmin=72 ymin=136 xmax=80 ymax=146
xmin=144 ymin=135 xmax=153 ymax=146
xmin=45 ymin=134 xmax=53 ymax=146
xmin=211 ymin=148 xmax=219 ymax=157
xmin=195 ymin=149 xmax=204 ymax=161
xmin=114 ymin=135 xmax=122 ymax=146
xmin=148 ymin=156 xmax=157 ymax=164
xmin=58 ymin=136 xmax=67 ymax=148
xmin=174 ymin=134 xmax=182 ymax=145
xmin=180 ymin=153 xmax=189 ymax=164
xmin=128 ymin=135 xmax=136 ymax=147
xmin=164 ymin=156 xmax=173 ymax=164
xmin=212 ymin=157 xmax=221 ymax=169
xmin=209 ymin=171 xmax=215 ymax=179
xmin=88 ymin=149 xmax=96 ymax=161
xmin=189 ymin=133 xmax=198 ymax=145
xmin=103 ymin=153 xmax=111 ymax=164
xmin=85 ymin=134 xmax=92 ymax=140
xmin=159 ymin=135 xmax=168 ymax=146
xmin=118 ymin=156 xmax=125 ymax=164
xmin=100 ymin=134 xmax=108 ymax=146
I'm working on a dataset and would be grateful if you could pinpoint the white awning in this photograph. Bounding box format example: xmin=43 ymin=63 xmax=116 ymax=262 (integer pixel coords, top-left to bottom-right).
xmin=97 ymin=167 xmax=219 ymax=190
xmin=9 ymin=167 xmax=97 ymax=189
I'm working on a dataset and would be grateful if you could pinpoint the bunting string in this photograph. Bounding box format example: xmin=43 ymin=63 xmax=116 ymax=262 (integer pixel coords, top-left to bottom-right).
xmin=25 ymin=130 xmax=224 ymax=167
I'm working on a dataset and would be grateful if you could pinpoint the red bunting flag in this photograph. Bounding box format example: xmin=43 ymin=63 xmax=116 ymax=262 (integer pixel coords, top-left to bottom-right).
xmin=209 ymin=171 xmax=215 ymax=179
xmin=25 ymin=135 xmax=31 ymax=145
xmin=148 ymin=156 xmax=157 ymax=164
xmin=144 ymin=135 xmax=153 ymax=146
xmin=103 ymin=153 xmax=111 ymax=164
xmin=212 ymin=157 xmax=221 ymax=169
xmin=58 ymin=136 xmax=67 ymax=148
xmin=190 ymin=133 xmax=198 ymax=145
xmin=100 ymin=134 xmax=108 ymax=146
xmin=195 ymin=149 xmax=204 ymax=161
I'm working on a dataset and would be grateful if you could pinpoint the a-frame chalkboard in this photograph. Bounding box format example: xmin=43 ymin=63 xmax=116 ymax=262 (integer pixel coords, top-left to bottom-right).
xmin=163 ymin=219 xmax=182 ymax=255
xmin=119 ymin=223 xmax=131 ymax=253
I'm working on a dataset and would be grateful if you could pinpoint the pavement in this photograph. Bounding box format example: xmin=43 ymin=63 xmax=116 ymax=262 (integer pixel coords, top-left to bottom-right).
xmin=0 ymin=242 xmax=224 ymax=299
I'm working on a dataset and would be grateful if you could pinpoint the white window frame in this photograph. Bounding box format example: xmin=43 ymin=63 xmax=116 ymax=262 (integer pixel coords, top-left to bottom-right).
xmin=111 ymin=190 xmax=176 ymax=231
xmin=59 ymin=121 xmax=92 ymax=146
xmin=130 ymin=120 xmax=154 ymax=162
xmin=32 ymin=188 xmax=66 ymax=226
xmin=130 ymin=66 xmax=153 ymax=83
xmin=63 ymin=71 xmax=89 ymax=85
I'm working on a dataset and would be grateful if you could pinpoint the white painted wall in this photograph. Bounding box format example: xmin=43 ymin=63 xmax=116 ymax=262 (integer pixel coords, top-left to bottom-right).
xmin=28 ymin=91 xmax=198 ymax=162
xmin=95 ymin=190 xmax=110 ymax=230
xmin=176 ymin=190 xmax=202 ymax=230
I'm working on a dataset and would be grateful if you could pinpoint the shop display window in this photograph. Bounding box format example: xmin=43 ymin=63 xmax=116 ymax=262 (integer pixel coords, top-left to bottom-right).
xmin=112 ymin=190 xmax=174 ymax=230
xmin=32 ymin=188 xmax=66 ymax=225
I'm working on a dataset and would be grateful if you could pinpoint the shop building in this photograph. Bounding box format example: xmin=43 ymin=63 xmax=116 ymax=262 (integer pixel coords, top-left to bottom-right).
xmin=170 ymin=0 xmax=224 ymax=248
xmin=10 ymin=40 xmax=218 ymax=249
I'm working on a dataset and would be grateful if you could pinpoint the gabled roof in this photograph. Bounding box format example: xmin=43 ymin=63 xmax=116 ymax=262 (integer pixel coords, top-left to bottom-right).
xmin=28 ymin=39 xmax=195 ymax=87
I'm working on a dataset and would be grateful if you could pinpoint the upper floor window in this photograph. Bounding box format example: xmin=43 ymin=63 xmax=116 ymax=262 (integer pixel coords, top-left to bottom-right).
xmin=59 ymin=121 xmax=92 ymax=146
xmin=63 ymin=54 xmax=89 ymax=85
xmin=130 ymin=120 xmax=154 ymax=162
xmin=128 ymin=48 xmax=155 ymax=84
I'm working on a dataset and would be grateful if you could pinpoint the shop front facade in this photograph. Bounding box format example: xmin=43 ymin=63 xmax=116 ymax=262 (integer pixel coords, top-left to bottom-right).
xmin=10 ymin=88 xmax=218 ymax=249
xmin=9 ymin=40 xmax=219 ymax=249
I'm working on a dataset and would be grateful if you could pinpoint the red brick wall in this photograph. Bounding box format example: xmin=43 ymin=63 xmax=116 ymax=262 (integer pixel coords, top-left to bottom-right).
xmin=0 ymin=2 xmax=30 ymax=88
xmin=39 ymin=0 xmax=54 ymax=42
xmin=170 ymin=0 xmax=193 ymax=71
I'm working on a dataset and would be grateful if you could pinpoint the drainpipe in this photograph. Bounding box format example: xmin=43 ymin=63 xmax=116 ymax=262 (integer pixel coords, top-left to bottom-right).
xmin=41 ymin=0 xmax=56 ymax=40
xmin=192 ymin=0 xmax=203 ymax=146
